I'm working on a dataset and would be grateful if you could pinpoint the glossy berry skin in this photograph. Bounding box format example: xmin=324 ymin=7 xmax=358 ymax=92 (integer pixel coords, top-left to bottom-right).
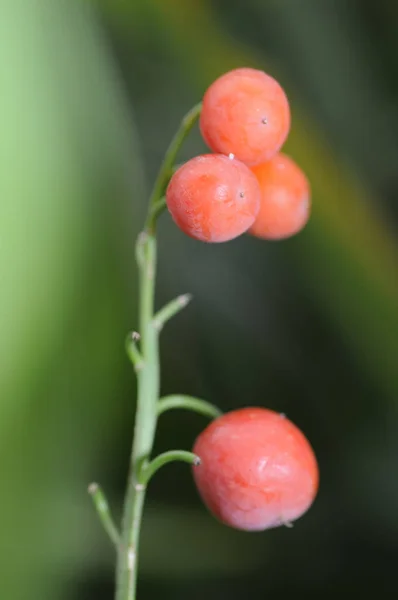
xmin=192 ymin=407 xmax=318 ymax=531
xmin=200 ymin=68 xmax=290 ymax=166
xmin=249 ymin=153 xmax=311 ymax=240
xmin=166 ymin=154 xmax=260 ymax=243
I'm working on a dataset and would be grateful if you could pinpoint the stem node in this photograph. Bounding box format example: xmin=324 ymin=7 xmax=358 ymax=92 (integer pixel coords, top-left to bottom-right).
xmin=127 ymin=546 xmax=136 ymax=571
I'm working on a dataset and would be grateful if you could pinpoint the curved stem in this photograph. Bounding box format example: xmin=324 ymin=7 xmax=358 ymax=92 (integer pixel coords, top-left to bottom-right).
xmin=125 ymin=332 xmax=143 ymax=371
xmin=140 ymin=451 xmax=200 ymax=486
xmin=145 ymin=102 xmax=202 ymax=233
xmin=157 ymin=395 xmax=222 ymax=420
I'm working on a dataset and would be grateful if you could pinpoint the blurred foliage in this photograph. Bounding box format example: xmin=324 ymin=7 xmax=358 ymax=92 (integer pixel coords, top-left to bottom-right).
xmin=1 ymin=0 xmax=398 ymax=599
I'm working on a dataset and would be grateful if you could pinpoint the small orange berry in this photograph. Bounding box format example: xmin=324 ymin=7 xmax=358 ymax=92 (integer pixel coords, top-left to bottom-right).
xmin=249 ymin=153 xmax=311 ymax=240
xmin=165 ymin=154 xmax=260 ymax=243
xmin=200 ymin=68 xmax=290 ymax=166
xmin=192 ymin=407 xmax=319 ymax=531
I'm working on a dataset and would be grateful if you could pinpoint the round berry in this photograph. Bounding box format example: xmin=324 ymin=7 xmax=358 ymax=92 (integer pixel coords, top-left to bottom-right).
xmin=249 ymin=153 xmax=311 ymax=240
xmin=166 ymin=154 xmax=260 ymax=243
xmin=192 ymin=407 xmax=318 ymax=531
xmin=200 ymin=68 xmax=290 ymax=166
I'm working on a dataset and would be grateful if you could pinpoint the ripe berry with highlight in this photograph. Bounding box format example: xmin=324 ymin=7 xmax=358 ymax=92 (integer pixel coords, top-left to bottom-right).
xmin=200 ymin=68 xmax=290 ymax=166
xmin=192 ymin=407 xmax=318 ymax=531
xmin=249 ymin=153 xmax=311 ymax=240
xmin=166 ymin=154 xmax=260 ymax=243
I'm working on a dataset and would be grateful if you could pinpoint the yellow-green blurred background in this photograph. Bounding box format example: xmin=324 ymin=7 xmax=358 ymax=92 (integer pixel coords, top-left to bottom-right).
xmin=1 ymin=0 xmax=398 ymax=598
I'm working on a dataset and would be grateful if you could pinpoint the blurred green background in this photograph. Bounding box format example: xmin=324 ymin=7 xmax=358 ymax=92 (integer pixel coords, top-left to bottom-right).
xmin=1 ymin=0 xmax=398 ymax=598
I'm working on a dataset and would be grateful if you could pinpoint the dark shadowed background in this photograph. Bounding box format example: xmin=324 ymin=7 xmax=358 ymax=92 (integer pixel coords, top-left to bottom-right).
xmin=1 ymin=1 xmax=398 ymax=599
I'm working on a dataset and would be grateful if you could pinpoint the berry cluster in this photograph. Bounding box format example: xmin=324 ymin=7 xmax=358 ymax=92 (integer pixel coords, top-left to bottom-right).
xmin=166 ymin=68 xmax=310 ymax=243
xmin=166 ymin=69 xmax=317 ymax=531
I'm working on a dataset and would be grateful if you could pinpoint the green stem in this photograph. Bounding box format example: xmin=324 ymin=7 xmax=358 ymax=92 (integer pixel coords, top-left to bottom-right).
xmin=88 ymin=483 xmax=121 ymax=548
xmin=115 ymin=103 xmax=202 ymax=600
xmin=140 ymin=450 xmax=201 ymax=486
xmin=116 ymin=233 xmax=159 ymax=600
xmin=157 ymin=395 xmax=222 ymax=420
xmin=153 ymin=293 xmax=192 ymax=332
xmin=145 ymin=102 xmax=202 ymax=233
xmin=149 ymin=196 xmax=167 ymax=226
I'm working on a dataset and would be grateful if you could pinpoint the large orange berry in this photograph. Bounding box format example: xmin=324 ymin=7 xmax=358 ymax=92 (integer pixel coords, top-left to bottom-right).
xmin=192 ymin=407 xmax=319 ymax=531
xmin=165 ymin=154 xmax=260 ymax=243
xmin=200 ymin=68 xmax=290 ymax=166
xmin=249 ymin=153 xmax=310 ymax=240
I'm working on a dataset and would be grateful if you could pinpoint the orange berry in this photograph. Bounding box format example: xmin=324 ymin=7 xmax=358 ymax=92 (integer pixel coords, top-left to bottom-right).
xmin=249 ymin=153 xmax=311 ymax=240
xmin=165 ymin=154 xmax=260 ymax=243
xmin=192 ymin=407 xmax=319 ymax=531
xmin=200 ymin=68 xmax=290 ymax=166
